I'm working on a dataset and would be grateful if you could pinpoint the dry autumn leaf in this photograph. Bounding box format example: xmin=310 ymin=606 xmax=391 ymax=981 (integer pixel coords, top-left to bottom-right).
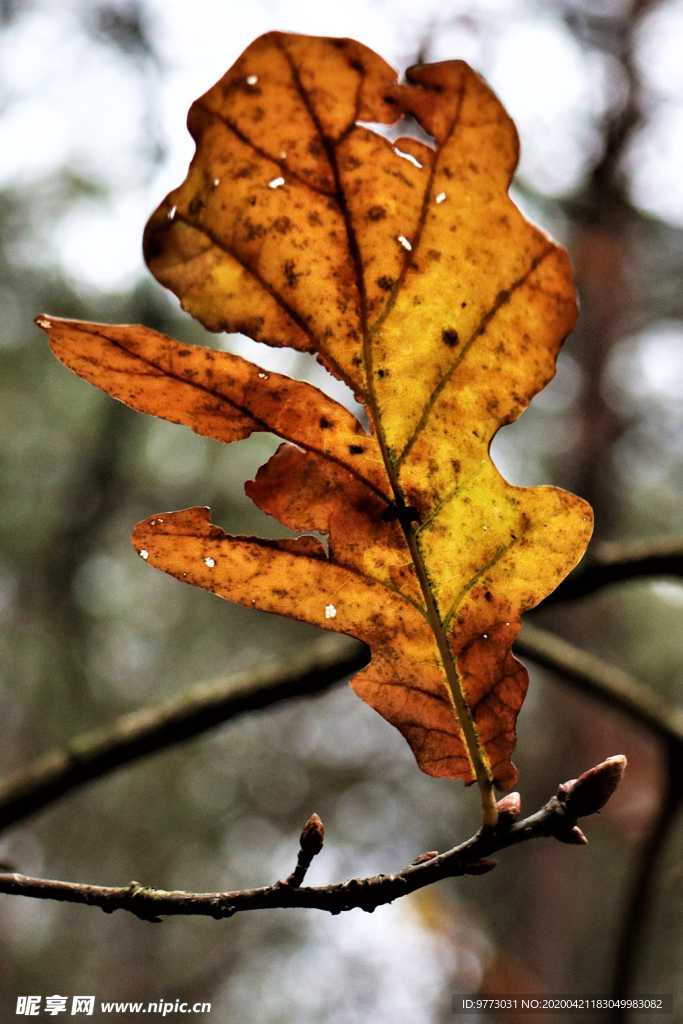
xmin=38 ymin=32 xmax=593 ymax=825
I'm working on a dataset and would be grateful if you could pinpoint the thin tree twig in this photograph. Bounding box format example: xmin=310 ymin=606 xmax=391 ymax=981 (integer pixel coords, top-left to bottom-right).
xmin=0 ymin=757 xmax=626 ymax=922
xmin=544 ymin=534 xmax=683 ymax=606
xmin=0 ymin=635 xmax=368 ymax=833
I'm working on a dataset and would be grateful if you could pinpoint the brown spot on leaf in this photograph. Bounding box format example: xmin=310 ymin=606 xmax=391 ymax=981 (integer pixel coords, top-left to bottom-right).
xmin=234 ymin=163 xmax=258 ymax=180
xmin=283 ymin=260 xmax=300 ymax=288
xmin=245 ymin=219 xmax=267 ymax=241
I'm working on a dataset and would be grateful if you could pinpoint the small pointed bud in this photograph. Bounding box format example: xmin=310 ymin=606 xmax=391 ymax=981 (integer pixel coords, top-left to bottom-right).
xmin=411 ymin=851 xmax=439 ymax=865
xmin=299 ymin=813 xmax=325 ymax=858
xmin=556 ymin=825 xmax=588 ymax=846
xmin=496 ymin=792 xmax=521 ymax=826
xmin=464 ymin=859 xmax=498 ymax=875
xmin=560 ymin=756 xmax=627 ymax=819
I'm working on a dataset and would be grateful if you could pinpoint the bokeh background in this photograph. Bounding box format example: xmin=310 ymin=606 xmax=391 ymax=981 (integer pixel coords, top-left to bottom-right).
xmin=1 ymin=0 xmax=682 ymax=1020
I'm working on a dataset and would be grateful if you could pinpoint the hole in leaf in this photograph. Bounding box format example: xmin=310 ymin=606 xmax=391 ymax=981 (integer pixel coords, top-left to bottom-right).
xmin=356 ymin=113 xmax=436 ymax=150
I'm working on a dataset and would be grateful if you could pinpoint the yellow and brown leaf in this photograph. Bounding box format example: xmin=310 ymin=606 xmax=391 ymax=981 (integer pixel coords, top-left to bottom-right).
xmin=38 ymin=32 xmax=592 ymax=799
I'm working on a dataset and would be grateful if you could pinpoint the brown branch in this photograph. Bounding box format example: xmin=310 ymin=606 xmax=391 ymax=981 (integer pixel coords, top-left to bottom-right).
xmin=0 ymin=635 xmax=369 ymax=833
xmin=543 ymin=534 xmax=683 ymax=606
xmin=0 ymin=757 xmax=626 ymax=922
xmin=516 ymin=623 xmax=683 ymax=750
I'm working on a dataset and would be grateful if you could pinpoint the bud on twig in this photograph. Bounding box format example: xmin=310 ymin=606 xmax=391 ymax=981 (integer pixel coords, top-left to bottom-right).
xmin=283 ymin=813 xmax=326 ymax=888
xmin=299 ymin=813 xmax=325 ymax=858
xmin=558 ymin=755 xmax=627 ymax=819
xmin=411 ymin=851 xmax=439 ymax=865
xmin=555 ymin=825 xmax=588 ymax=846
xmin=496 ymin=792 xmax=521 ymax=827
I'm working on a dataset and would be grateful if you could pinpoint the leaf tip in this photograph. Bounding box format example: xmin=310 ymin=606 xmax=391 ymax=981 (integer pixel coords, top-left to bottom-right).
xmin=35 ymin=315 xmax=53 ymax=333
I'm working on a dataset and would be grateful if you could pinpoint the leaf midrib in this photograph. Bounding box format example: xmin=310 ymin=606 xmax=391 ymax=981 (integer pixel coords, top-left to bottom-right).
xmin=275 ymin=39 xmax=491 ymax=791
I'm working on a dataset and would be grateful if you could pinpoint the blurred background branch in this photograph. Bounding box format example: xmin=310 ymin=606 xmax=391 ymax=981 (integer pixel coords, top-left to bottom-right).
xmin=1 ymin=0 xmax=682 ymax=1019
xmin=0 ymin=609 xmax=680 ymax=836
xmin=0 ymin=636 xmax=367 ymax=833
xmin=544 ymin=533 xmax=683 ymax=605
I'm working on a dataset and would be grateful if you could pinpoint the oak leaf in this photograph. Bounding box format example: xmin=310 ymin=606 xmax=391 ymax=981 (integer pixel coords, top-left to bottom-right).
xmin=38 ymin=32 xmax=593 ymax=823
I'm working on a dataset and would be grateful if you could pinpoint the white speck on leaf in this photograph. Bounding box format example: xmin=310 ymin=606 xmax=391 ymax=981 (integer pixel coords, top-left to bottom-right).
xmin=325 ymin=604 xmax=337 ymax=619
xmin=213 ymin=178 xmax=220 ymax=186
xmin=139 ymin=549 xmax=149 ymax=560
xmin=482 ymin=525 xmax=489 ymax=531
xmin=483 ymin=634 xmax=488 ymax=639
xmin=280 ymin=151 xmax=287 ymax=159
xmin=246 ymin=74 xmax=258 ymax=85
xmin=258 ymin=371 xmax=269 ymax=379
xmin=36 ymin=317 xmax=52 ymax=329
xmin=398 ymin=235 xmax=412 ymax=251
xmin=204 ymin=557 xmax=216 ymax=568
xmin=168 ymin=205 xmax=177 ymax=220
xmin=436 ymin=192 xmax=446 ymax=204
xmin=269 ymin=176 xmax=285 ymax=189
